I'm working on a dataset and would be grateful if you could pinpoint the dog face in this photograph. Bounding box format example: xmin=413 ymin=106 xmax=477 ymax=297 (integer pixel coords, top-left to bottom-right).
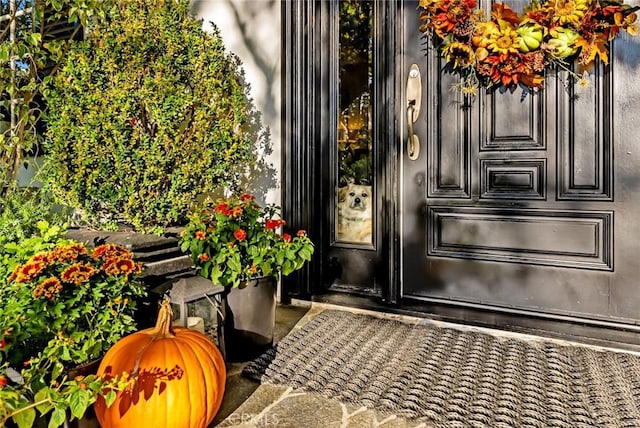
xmin=345 ymin=184 xmax=371 ymax=212
xmin=337 ymin=183 xmax=373 ymax=244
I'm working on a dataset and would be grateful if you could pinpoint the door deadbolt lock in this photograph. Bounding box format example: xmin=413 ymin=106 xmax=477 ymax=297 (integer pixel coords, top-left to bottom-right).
xmin=406 ymin=64 xmax=421 ymax=160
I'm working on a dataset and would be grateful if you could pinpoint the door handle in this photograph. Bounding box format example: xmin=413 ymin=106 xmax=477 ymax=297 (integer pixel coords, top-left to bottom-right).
xmin=406 ymin=64 xmax=421 ymax=160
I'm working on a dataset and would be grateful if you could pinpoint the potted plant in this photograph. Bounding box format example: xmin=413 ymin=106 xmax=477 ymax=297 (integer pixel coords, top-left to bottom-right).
xmin=180 ymin=193 xmax=314 ymax=361
xmin=0 ymin=236 xmax=147 ymax=427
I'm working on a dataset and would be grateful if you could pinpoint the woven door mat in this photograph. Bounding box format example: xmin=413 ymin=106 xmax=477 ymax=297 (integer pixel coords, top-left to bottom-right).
xmin=243 ymin=310 xmax=640 ymax=427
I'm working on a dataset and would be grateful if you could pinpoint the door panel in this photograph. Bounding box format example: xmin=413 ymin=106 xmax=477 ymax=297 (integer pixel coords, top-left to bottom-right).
xmin=558 ymin=62 xmax=612 ymax=200
xmin=401 ymin=0 xmax=640 ymax=326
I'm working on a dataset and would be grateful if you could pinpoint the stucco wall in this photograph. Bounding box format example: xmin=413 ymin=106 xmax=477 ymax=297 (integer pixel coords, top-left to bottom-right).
xmin=191 ymin=0 xmax=282 ymax=206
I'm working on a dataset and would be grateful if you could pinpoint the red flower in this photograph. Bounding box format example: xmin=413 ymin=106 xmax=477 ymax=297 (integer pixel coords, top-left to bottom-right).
xmin=198 ymin=253 xmax=210 ymax=262
xmin=0 ymin=375 xmax=7 ymax=388
xmin=195 ymin=230 xmax=207 ymax=240
xmin=283 ymin=233 xmax=292 ymax=243
xmin=234 ymin=228 xmax=247 ymax=241
xmin=0 ymin=338 xmax=5 ymax=349
xmin=297 ymin=230 xmax=306 ymax=237
xmin=265 ymin=219 xmax=285 ymax=230
xmin=240 ymin=193 xmax=255 ymax=201
xmin=214 ymin=202 xmax=232 ymax=216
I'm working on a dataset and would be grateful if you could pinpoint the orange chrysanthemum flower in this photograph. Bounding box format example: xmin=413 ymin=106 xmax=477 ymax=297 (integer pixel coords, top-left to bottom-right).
xmin=104 ymin=258 xmax=142 ymax=276
xmin=92 ymin=244 xmax=132 ymax=261
xmin=33 ymin=277 xmax=63 ymax=299
xmin=15 ymin=261 xmax=47 ymax=284
xmin=61 ymin=263 xmax=99 ymax=285
xmin=198 ymin=253 xmax=210 ymax=262
xmin=52 ymin=243 xmax=88 ymax=264
xmin=195 ymin=230 xmax=207 ymax=240
xmin=27 ymin=252 xmax=52 ymax=266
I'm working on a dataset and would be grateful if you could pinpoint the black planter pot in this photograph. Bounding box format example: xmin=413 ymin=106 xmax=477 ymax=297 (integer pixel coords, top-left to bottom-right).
xmin=221 ymin=276 xmax=277 ymax=362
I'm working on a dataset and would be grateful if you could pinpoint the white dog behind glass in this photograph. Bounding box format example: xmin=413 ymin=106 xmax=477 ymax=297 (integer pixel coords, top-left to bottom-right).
xmin=337 ymin=183 xmax=372 ymax=244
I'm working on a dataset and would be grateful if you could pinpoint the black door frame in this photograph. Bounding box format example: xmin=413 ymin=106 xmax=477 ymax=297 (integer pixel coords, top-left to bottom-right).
xmin=281 ymin=0 xmax=401 ymax=304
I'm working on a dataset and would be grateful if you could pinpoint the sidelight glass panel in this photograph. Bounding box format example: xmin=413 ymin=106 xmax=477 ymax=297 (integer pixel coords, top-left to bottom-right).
xmin=336 ymin=0 xmax=373 ymax=244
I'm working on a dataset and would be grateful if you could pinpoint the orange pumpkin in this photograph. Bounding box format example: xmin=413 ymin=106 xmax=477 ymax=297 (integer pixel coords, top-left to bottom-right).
xmin=94 ymin=299 xmax=226 ymax=427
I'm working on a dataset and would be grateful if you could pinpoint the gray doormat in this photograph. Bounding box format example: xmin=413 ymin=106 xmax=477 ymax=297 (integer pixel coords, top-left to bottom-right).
xmin=243 ymin=310 xmax=640 ymax=427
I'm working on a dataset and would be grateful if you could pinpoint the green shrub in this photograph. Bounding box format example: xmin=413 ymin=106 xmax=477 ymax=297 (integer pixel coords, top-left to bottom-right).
xmin=0 ymin=186 xmax=70 ymax=247
xmin=43 ymin=0 xmax=258 ymax=233
xmin=0 ymin=220 xmax=68 ymax=290
xmin=0 ymin=0 xmax=116 ymax=197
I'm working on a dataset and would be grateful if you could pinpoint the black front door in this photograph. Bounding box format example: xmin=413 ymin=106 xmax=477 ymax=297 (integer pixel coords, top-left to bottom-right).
xmin=401 ymin=0 xmax=640 ymax=331
xmin=283 ymin=1 xmax=640 ymax=342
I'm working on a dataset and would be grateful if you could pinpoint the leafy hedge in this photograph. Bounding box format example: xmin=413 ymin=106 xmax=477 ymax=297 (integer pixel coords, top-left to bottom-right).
xmin=43 ymin=0 xmax=257 ymax=232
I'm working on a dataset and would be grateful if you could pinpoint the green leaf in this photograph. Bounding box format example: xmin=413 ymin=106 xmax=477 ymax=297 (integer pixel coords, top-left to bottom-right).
xmin=35 ymin=389 xmax=54 ymax=415
xmin=0 ymin=45 xmax=9 ymax=62
xmin=48 ymin=408 xmax=66 ymax=428
xmin=52 ymin=361 xmax=65 ymax=380
xmin=104 ymin=390 xmax=117 ymax=408
xmin=261 ymin=264 xmax=272 ymax=277
xmin=12 ymin=407 xmax=36 ymax=428
xmin=283 ymin=260 xmax=294 ymax=276
xmin=69 ymin=389 xmax=90 ymax=419
xmin=202 ymin=262 xmax=211 ymax=279
xmin=61 ymin=345 xmax=72 ymax=361
xmin=29 ymin=33 xmax=42 ymax=46
xmin=300 ymin=247 xmax=313 ymax=260
xmin=228 ymin=256 xmax=241 ymax=272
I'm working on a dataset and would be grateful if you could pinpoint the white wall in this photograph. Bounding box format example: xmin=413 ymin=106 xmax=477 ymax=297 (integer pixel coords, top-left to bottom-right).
xmin=191 ymin=0 xmax=282 ymax=206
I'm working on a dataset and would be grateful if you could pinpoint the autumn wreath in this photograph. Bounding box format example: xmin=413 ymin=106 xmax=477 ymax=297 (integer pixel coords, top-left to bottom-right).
xmin=418 ymin=0 xmax=639 ymax=94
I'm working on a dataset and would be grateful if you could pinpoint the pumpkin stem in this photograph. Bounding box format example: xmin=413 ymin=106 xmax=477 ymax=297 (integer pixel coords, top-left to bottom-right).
xmin=151 ymin=299 xmax=176 ymax=338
